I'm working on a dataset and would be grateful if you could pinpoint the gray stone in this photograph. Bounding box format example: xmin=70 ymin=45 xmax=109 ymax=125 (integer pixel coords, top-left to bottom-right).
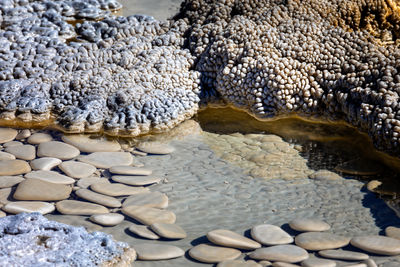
xmin=134 ymin=244 xmax=184 ymax=260
xmin=249 ymin=245 xmax=309 ymax=263
xmin=217 ymin=260 xmax=262 ymax=267
xmin=0 ymin=128 xmax=17 ymax=143
xmin=122 ymin=192 xmax=168 ymax=209
xmin=76 ymin=177 xmax=109 ymax=189
xmin=0 ymin=160 xmax=31 ymax=175
xmin=251 ymin=224 xmax=294 ymax=245
xmin=295 ymin=232 xmax=350 ymax=250
xmin=0 ymin=176 xmax=24 ymax=188
xmin=350 ymin=235 xmax=400 ymax=256
xmin=207 ymin=229 xmax=261 ymax=250
xmin=189 ymin=244 xmax=241 ymax=263
xmin=289 ymin=218 xmax=331 ymax=232
xmin=59 ymin=161 xmax=96 ymax=179
xmin=112 ymin=175 xmax=161 ymax=186
xmin=386 ymin=226 xmax=400 ymax=240
xmin=5 ymin=144 xmax=36 ymax=160
xmin=150 ymin=223 xmax=187 ymax=239
xmin=25 ymin=170 xmax=75 ymax=184
xmin=363 ymin=259 xmax=377 ymax=267
xmin=15 ymin=129 xmax=31 ymax=140
xmin=272 ymin=263 xmax=300 ymax=267
xmin=89 ymin=213 xmax=124 ymax=226
xmin=109 ymin=166 xmax=152 ymax=176
xmin=128 ymin=224 xmax=160 ymax=240
xmin=0 ymin=151 xmax=16 ymax=160
xmin=90 ymin=182 xmax=148 ymax=197
xmin=30 ymin=157 xmax=62 ymax=171
xmin=14 ymin=179 xmax=71 ymax=201
xmin=56 ymin=200 xmax=109 ymax=215
xmin=37 ymin=141 xmax=80 ymax=160
xmin=62 ymin=135 xmax=121 ymax=153
xmin=122 ymin=205 xmax=176 ymax=225
xmin=136 ymin=142 xmax=175 ymax=155
xmin=301 ymin=258 xmax=336 ymax=267
xmin=76 ymin=189 xmax=121 ymax=208
xmin=3 ymin=141 xmax=22 ymax=147
xmin=78 ymin=152 xmax=133 ymax=169
xmin=3 ymin=201 xmax=55 ymax=214
xmin=0 ymin=188 xmax=11 ymax=205
xmin=27 ymin=133 xmax=53 ymax=144
xmin=318 ymin=250 xmax=369 ymax=261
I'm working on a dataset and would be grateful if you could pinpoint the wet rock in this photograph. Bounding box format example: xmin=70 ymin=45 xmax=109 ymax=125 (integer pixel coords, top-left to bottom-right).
xmin=122 ymin=192 xmax=168 ymax=209
xmin=56 ymin=200 xmax=109 ymax=215
xmin=75 ymin=189 xmax=121 ymax=208
xmin=112 ymin=175 xmax=161 ymax=186
xmin=295 ymin=232 xmax=350 ymax=250
xmin=318 ymin=249 xmax=369 ymax=261
xmin=90 ymin=182 xmax=148 ymax=197
xmin=301 ymin=258 xmax=336 ymax=267
xmin=128 ymin=224 xmax=160 ymax=240
xmin=249 ymin=245 xmax=309 ymax=262
xmin=37 ymin=141 xmax=80 ymax=160
xmin=289 ymin=218 xmax=331 ymax=232
xmin=134 ymin=244 xmax=184 ymax=260
xmin=89 ymin=213 xmax=124 ymax=226
xmin=251 ymin=224 xmax=293 ymax=245
xmin=207 ymin=229 xmax=261 ymax=250
xmin=122 ymin=205 xmax=176 ymax=225
xmin=350 ymin=235 xmax=400 ymax=256
xmin=3 ymin=201 xmax=55 ymax=214
xmin=136 ymin=142 xmax=175 ymax=155
xmin=109 ymin=166 xmax=152 ymax=176
xmin=217 ymin=260 xmax=262 ymax=267
xmin=189 ymin=244 xmax=242 ymax=263
xmin=150 ymin=223 xmax=187 ymax=239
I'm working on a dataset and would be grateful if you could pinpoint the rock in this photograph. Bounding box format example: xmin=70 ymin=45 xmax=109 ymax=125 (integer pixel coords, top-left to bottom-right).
xmin=128 ymin=224 xmax=160 ymax=240
xmin=136 ymin=142 xmax=175 ymax=155
xmin=15 ymin=129 xmax=31 ymax=140
xmin=249 ymin=245 xmax=309 ymax=262
xmin=385 ymin=226 xmax=400 ymax=240
xmin=0 ymin=160 xmax=31 ymax=175
xmin=112 ymin=175 xmax=161 ymax=186
xmin=122 ymin=192 xmax=168 ymax=209
xmin=350 ymin=235 xmax=400 ymax=256
xmin=122 ymin=205 xmax=176 ymax=225
xmin=89 ymin=213 xmax=124 ymax=226
xmin=3 ymin=141 xmax=22 ymax=147
xmin=5 ymin=145 xmax=35 ymax=160
xmin=90 ymin=182 xmax=149 ymax=197
xmin=56 ymin=200 xmax=109 ymax=215
xmin=301 ymin=258 xmax=336 ymax=267
xmin=207 ymin=229 xmax=261 ymax=250
xmin=27 ymin=133 xmax=53 ymax=144
xmin=289 ymin=218 xmax=330 ymax=232
xmin=0 ymin=210 xmax=5 ymax=217
xmin=366 ymin=180 xmax=382 ymax=192
xmin=150 ymin=223 xmax=187 ymax=239
xmin=295 ymin=232 xmax=350 ymax=250
xmin=318 ymin=249 xmax=369 ymax=261
xmin=78 ymin=152 xmax=133 ymax=168
xmin=134 ymin=244 xmax=184 ymax=260
xmin=30 ymin=157 xmax=62 ymax=171
xmin=76 ymin=177 xmax=109 ymax=189
xmin=25 ymin=170 xmax=75 ymax=184
xmin=3 ymin=201 xmax=55 ymax=214
xmin=109 ymin=166 xmax=152 ymax=176
xmin=308 ymin=170 xmax=342 ymax=180
xmin=217 ymin=260 xmax=262 ymax=267
xmin=272 ymin=263 xmax=300 ymax=267
xmin=13 ymin=179 xmax=71 ymax=201
xmin=189 ymin=244 xmax=241 ymax=263
xmin=62 ymin=134 xmax=121 ymax=152
xmin=259 ymin=261 xmax=272 ymax=267
xmin=0 ymin=151 xmax=16 ymax=160
xmin=59 ymin=161 xmax=96 ymax=178
xmin=0 ymin=188 xmax=12 ymax=205
xmin=363 ymin=259 xmax=377 ymax=267
xmin=37 ymin=141 xmax=80 ymax=160
xmin=0 ymin=128 xmax=17 ymax=143
xmin=75 ymin=189 xmax=121 ymax=208
xmin=251 ymin=224 xmax=294 ymax=245
xmin=0 ymin=176 xmax=24 ymax=188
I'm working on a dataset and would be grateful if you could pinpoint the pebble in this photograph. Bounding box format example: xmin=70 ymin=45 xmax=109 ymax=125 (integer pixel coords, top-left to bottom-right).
xmin=249 ymin=245 xmax=309 ymax=262
xmin=385 ymin=226 xmax=400 ymax=240
xmin=189 ymin=244 xmax=242 ymax=263
xmin=289 ymin=218 xmax=331 ymax=232
xmin=62 ymin=135 xmax=121 ymax=152
xmin=13 ymin=179 xmax=71 ymax=201
xmin=30 ymin=157 xmax=62 ymax=171
xmin=366 ymin=180 xmax=382 ymax=192
xmin=301 ymin=258 xmax=336 ymax=267
xmin=217 ymin=260 xmax=262 ymax=267
xmin=136 ymin=142 xmax=175 ymax=155
xmin=0 ymin=160 xmax=31 ymax=175
xmin=37 ymin=141 xmax=80 ymax=160
xmin=15 ymin=129 xmax=31 ymax=140
xmin=3 ymin=141 xmax=22 ymax=147
xmin=0 ymin=128 xmax=17 ymax=143
xmin=76 ymin=189 xmax=121 ymax=208
xmin=0 ymin=210 xmax=5 ymax=217
xmin=112 ymin=175 xmax=161 ymax=186
xmin=318 ymin=250 xmax=369 ymax=261
xmin=0 ymin=151 xmax=16 ymax=160
xmin=207 ymin=229 xmax=261 ymax=250
xmin=134 ymin=244 xmax=184 ymax=260
xmin=363 ymin=259 xmax=377 ymax=267
xmin=90 ymin=182 xmax=148 ymax=197
xmin=25 ymin=170 xmax=75 ymax=184
xmin=150 ymin=223 xmax=187 ymax=239
xmin=5 ymin=144 xmax=35 ymax=160
xmin=295 ymin=232 xmax=350 ymax=250
xmin=251 ymin=224 xmax=294 ymax=245
xmin=76 ymin=177 xmax=109 ymax=189
xmin=59 ymin=161 xmax=96 ymax=178
xmin=344 ymin=264 xmax=367 ymax=267
xmin=128 ymin=224 xmax=160 ymax=240
xmin=272 ymin=263 xmax=300 ymax=267
xmin=3 ymin=201 xmax=55 ymax=214
xmin=27 ymin=133 xmax=53 ymax=144
xmin=78 ymin=152 xmax=133 ymax=168
xmin=109 ymin=166 xmax=152 ymax=176
xmin=122 ymin=205 xmax=176 ymax=225
xmin=0 ymin=188 xmax=11 ymax=205
xmin=0 ymin=176 xmax=24 ymax=188
xmin=89 ymin=213 xmax=124 ymax=226
xmin=122 ymin=192 xmax=169 ymax=209
xmin=350 ymin=235 xmax=400 ymax=256
xmin=56 ymin=200 xmax=109 ymax=215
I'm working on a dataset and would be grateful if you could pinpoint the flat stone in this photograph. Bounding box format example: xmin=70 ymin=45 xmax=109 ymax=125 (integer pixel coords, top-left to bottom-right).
xmin=15 ymin=129 xmax=31 ymax=140
xmin=272 ymin=263 xmax=300 ymax=267
xmin=3 ymin=141 xmax=22 ymax=147
xmin=0 ymin=176 xmax=24 ymax=188
xmin=136 ymin=142 xmax=175 ymax=155
xmin=134 ymin=244 xmax=184 ymax=260
xmin=90 ymin=182 xmax=148 ymax=197
xmin=30 ymin=157 xmax=62 ymax=171
xmin=251 ymin=224 xmax=293 ymax=245
xmin=37 ymin=141 xmax=80 ymax=160
xmin=76 ymin=189 xmax=121 ymax=208
xmin=0 ymin=160 xmax=31 ymax=175
xmin=150 ymin=223 xmax=187 ymax=239
xmin=59 ymin=161 xmax=96 ymax=179
xmin=259 ymin=261 xmax=272 ymax=267
xmin=128 ymin=224 xmax=160 ymax=240
xmin=122 ymin=192 xmax=168 ymax=209
xmin=122 ymin=205 xmax=176 ymax=225
xmin=27 ymin=132 xmax=53 ymax=144
xmin=289 ymin=218 xmax=331 ymax=232
xmin=217 ymin=260 xmax=262 ymax=267
xmin=25 ymin=170 xmax=75 ymax=184
xmin=207 ymin=229 xmax=261 ymax=250
xmin=78 ymin=152 xmax=133 ymax=169
xmin=109 ymin=166 xmax=152 ymax=176
xmin=363 ymin=259 xmax=377 ymax=267
xmin=386 ymin=226 xmax=400 ymax=240
xmin=0 ymin=210 xmax=5 ymax=217
xmin=0 ymin=128 xmax=17 ymax=143
xmin=350 ymin=235 xmax=400 ymax=256
xmin=189 ymin=244 xmax=241 ymax=263
xmin=0 ymin=188 xmax=12 ymax=205
xmin=56 ymin=200 xmax=109 ymax=215
xmin=318 ymin=250 xmax=369 ymax=261
xmin=14 ymin=179 xmax=71 ymax=201
xmin=249 ymin=245 xmax=309 ymax=262
xmin=89 ymin=213 xmax=124 ymax=226
xmin=3 ymin=201 xmax=55 ymax=214
xmin=76 ymin=177 xmax=109 ymax=189
xmin=301 ymin=258 xmax=336 ymax=267
xmin=0 ymin=151 xmax=16 ymax=160
xmin=295 ymin=232 xmax=350 ymax=250
xmin=62 ymin=134 xmax=121 ymax=153
xmin=112 ymin=175 xmax=161 ymax=186
xmin=5 ymin=144 xmax=35 ymax=160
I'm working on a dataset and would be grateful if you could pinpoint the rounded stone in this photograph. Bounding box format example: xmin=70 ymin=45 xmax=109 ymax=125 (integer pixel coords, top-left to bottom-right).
xmin=37 ymin=141 xmax=80 ymax=160
xmin=3 ymin=201 xmax=55 ymax=215
xmin=109 ymin=166 xmax=152 ymax=176
xmin=62 ymin=135 xmax=121 ymax=153
xmin=5 ymin=145 xmax=35 ymax=160
xmin=0 ymin=160 xmax=31 ymax=175
xmin=3 ymin=141 xmax=22 ymax=147
xmin=76 ymin=189 xmax=121 ymax=208
xmin=128 ymin=225 xmax=160 ymax=240
xmin=289 ymin=218 xmax=331 ymax=232
xmin=90 ymin=182 xmax=148 ymax=197
xmin=251 ymin=224 xmax=294 ymax=245
xmin=0 ymin=210 xmax=5 ymax=217
xmin=59 ymin=161 xmax=96 ymax=179
xmin=14 ymin=179 xmax=71 ymax=201
xmin=0 ymin=128 xmax=18 ymax=143
xmin=112 ymin=175 xmax=161 ymax=186
xmin=56 ymin=200 xmax=109 ymax=215
xmin=295 ymin=232 xmax=350 ymax=251
xmin=27 ymin=133 xmax=53 ymax=144
xmin=318 ymin=250 xmax=369 ymax=261
xmin=76 ymin=177 xmax=109 ymax=189
xmin=385 ymin=226 xmax=400 ymax=240
xmin=78 ymin=152 xmax=133 ymax=169
xmin=272 ymin=263 xmax=300 ymax=267
xmin=150 ymin=223 xmax=187 ymax=239
xmin=25 ymin=170 xmax=75 ymax=185
xmin=0 ymin=176 xmax=24 ymax=188
xmin=0 ymin=188 xmax=12 ymax=205
xmin=30 ymin=157 xmax=62 ymax=171
xmin=89 ymin=213 xmax=124 ymax=226
xmin=15 ymin=129 xmax=31 ymax=140
xmin=207 ymin=229 xmax=261 ymax=250
xmin=217 ymin=260 xmax=262 ymax=267
xmin=301 ymin=258 xmax=336 ymax=267
xmin=0 ymin=151 xmax=16 ymax=160
xmin=136 ymin=142 xmax=175 ymax=155
xmin=122 ymin=192 xmax=168 ymax=209
xmin=134 ymin=244 xmax=184 ymax=260
xmin=249 ymin=245 xmax=309 ymax=263
xmin=189 ymin=244 xmax=241 ymax=263
xmin=350 ymin=236 xmax=400 ymax=256
xmin=122 ymin=205 xmax=176 ymax=225
xmin=308 ymin=170 xmax=342 ymax=180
